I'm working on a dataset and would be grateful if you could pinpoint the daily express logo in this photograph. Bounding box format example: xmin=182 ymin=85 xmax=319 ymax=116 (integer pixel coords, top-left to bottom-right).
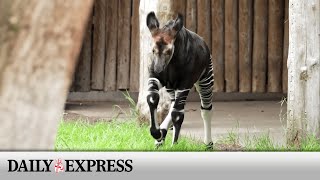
xmin=7 ymin=159 xmax=133 ymax=173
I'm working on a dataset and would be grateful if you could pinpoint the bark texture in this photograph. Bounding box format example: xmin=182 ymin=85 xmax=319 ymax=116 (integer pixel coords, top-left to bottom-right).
xmin=0 ymin=0 xmax=93 ymax=149
xmin=287 ymin=0 xmax=320 ymax=146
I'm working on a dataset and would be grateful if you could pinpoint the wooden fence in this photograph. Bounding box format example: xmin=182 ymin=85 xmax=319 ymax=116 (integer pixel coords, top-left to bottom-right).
xmin=71 ymin=0 xmax=140 ymax=92
xmin=71 ymin=0 xmax=288 ymax=95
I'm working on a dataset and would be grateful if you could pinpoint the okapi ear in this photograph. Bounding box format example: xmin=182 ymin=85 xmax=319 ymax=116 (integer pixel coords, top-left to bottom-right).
xmin=172 ymin=13 xmax=184 ymax=35
xmin=146 ymin=11 xmax=159 ymax=36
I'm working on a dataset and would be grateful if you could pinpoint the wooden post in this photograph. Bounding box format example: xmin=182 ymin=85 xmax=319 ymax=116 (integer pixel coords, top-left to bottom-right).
xmin=130 ymin=0 xmax=141 ymax=92
xmin=185 ymin=0 xmax=196 ymax=92
xmin=211 ymin=0 xmax=225 ymax=92
xmin=92 ymin=0 xmax=106 ymax=90
xmin=287 ymin=0 xmax=320 ymax=145
xmin=117 ymin=0 xmax=131 ymax=90
xmin=186 ymin=0 xmax=197 ymax=33
xmin=239 ymin=0 xmax=253 ymax=92
xmin=0 ymin=0 xmax=93 ymax=149
xmin=173 ymin=0 xmax=186 ymax=17
xmin=282 ymin=0 xmax=289 ymax=93
xmin=197 ymin=0 xmax=211 ymax=50
xmin=104 ymin=0 xmax=118 ymax=91
xmin=268 ymin=0 xmax=284 ymax=92
xmin=137 ymin=0 xmax=173 ymax=123
xmin=252 ymin=0 xmax=268 ymax=93
xmin=224 ymin=0 xmax=238 ymax=92
xmin=74 ymin=13 xmax=93 ymax=92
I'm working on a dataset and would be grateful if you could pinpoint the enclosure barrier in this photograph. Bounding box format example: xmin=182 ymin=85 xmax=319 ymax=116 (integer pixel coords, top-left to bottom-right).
xmin=70 ymin=0 xmax=288 ymax=100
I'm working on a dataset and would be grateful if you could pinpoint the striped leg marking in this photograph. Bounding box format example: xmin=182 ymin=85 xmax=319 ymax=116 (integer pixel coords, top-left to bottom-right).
xmin=195 ymin=60 xmax=214 ymax=148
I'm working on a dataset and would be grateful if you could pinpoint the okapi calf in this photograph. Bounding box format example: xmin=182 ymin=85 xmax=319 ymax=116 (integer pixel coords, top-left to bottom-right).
xmin=146 ymin=12 xmax=214 ymax=149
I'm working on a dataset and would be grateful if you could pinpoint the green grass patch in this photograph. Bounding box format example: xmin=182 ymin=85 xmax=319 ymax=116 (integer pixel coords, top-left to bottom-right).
xmin=228 ymin=130 xmax=320 ymax=151
xmin=55 ymin=120 xmax=207 ymax=151
xmin=55 ymin=119 xmax=320 ymax=151
xmin=243 ymin=132 xmax=283 ymax=151
xmin=57 ymin=94 xmax=320 ymax=151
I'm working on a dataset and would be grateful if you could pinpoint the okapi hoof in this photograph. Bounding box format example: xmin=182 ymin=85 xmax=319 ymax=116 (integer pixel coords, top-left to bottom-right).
xmin=155 ymin=139 xmax=164 ymax=149
xmin=150 ymin=128 xmax=167 ymax=141
xmin=150 ymin=128 xmax=162 ymax=140
xmin=205 ymin=142 xmax=214 ymax=150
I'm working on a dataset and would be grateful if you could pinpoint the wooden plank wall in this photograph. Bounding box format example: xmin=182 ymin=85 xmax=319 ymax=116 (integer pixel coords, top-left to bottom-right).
xmin=104 ymin=0 xmax=118 ymax=91
xmin=91 ymin=0 xmax=106 ymax=90
xmin=252 ymin=0 xmax=268 ymax=93
xmin=238 ymin=0 xmax=253 ymax=92
xmin=225 ymin=0 xmax=239 ymax=92
xmin=71 ymin=0 xmax=288 ymax=94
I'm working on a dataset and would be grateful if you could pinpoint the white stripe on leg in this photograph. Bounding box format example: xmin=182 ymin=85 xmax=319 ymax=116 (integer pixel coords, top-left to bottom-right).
xmin=154 ymin=109 xmax=160 ymax=129
xmin=160 ymin=102 xmax=174 ymax=130
xmin=201 ymin=109 xmax=212 ymax=145
xmin=172 ymin=126 xmax=176 ymax=146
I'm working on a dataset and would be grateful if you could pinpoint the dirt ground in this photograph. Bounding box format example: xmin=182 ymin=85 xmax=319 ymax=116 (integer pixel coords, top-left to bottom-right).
xmin=64 ymin=101 xmax=287 ymax=147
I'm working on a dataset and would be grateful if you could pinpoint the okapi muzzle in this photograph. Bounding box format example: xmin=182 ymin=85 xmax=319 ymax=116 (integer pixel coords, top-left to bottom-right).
xmin=151 ymin=43 xmax=174 ymax=73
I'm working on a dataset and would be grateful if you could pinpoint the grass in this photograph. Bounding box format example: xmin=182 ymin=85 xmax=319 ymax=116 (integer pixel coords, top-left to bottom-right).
xmin=55 ymin=119 xmax=207 ymax=151
xmin=237 ymin=130 xmax=320 ymax=151
xmin=244 ymin=132 xmax=282 ymax=151
xmin=56 ymin=93 xmax=320 ymax=151
xmin=55 ymin=119 xmax=320 ymax=151
xmin=56 ymin=92 xmax=207 ymax=151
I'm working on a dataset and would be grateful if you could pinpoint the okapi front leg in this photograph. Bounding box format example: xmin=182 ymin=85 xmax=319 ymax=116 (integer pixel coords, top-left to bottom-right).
xmin=146 ymin=78 xmax=163 ymax=141
xmin=171 ymin=89 xmax=190 ymax=145
xmin=154 ymin=89 xmax=175 ymax=147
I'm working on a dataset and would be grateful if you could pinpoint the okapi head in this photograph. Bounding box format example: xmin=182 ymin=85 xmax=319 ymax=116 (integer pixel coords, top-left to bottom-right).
xmin=146 ymin=11 xmax=184 ymax=73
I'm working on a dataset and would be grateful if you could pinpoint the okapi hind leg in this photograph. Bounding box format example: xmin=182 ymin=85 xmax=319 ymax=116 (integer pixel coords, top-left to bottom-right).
xmin=195 ymin=61 xmax=214 ymax=149
xmin=200 ymin=108 xmax=213 ymax=149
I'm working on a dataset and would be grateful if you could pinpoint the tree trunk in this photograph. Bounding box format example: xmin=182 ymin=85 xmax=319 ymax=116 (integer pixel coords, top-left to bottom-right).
xmin=0 ymin=0 xmax=93 ymax=149
xmin=287 ymin=0 xmax=320 ymax=146
xmin=137 ymin=0 xmax=176 ymax=123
